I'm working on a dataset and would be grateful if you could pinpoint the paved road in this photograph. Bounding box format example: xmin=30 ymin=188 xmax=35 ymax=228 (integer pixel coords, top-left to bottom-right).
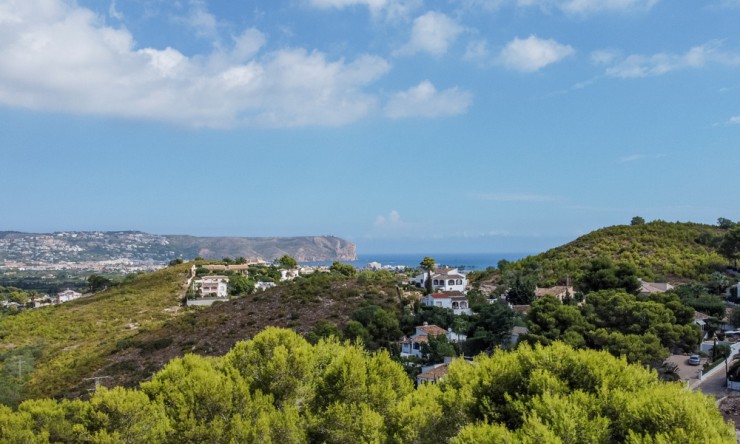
xmin=698 ymin=361 xmax=730 ymax=398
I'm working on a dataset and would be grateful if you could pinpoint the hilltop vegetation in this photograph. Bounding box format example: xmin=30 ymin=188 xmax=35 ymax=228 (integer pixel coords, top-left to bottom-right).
xmin=0 ymin=328 xmax=733 ymax=443
xmin=474 ymin=221 xmax=727 ymax=286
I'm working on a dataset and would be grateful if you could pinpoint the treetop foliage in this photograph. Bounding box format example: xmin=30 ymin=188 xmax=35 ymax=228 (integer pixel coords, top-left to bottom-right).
xmin=0 ymin=328 xmax=733 ymax=443
xmin=510 ymin=221 xmax=726 ymax=284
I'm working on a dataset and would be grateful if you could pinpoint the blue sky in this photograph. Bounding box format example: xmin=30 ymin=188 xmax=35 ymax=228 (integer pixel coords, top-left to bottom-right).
xmin=1 ymin=0 xmax=739 ymax=254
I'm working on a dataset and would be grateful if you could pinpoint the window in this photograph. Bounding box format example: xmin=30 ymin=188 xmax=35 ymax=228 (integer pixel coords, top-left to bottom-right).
xmin=448 ymin=279 xmax=455 ymax=285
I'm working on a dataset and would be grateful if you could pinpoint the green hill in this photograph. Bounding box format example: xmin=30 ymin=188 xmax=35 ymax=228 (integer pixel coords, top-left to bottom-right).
xmin=514 ymin=221 xmax=726 ymax=284
xmin=0 ymin=264 xmax=191 ymax=404
xmin=0 ymin=266 xmax=404 ymax=403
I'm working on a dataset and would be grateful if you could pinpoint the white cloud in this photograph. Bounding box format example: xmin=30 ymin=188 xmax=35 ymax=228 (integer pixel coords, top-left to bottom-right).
xmin=620 ymin=154 xmax=645 ymax=162
xmin=463 ymin=39 xmax=490 ymax=62
xmin=394 ymin=11 xmax=463 ymax=56
xmin=0 ymin=0 xmax=397 ymax=128
xmin=179 ymin=0 xmax=219 ymax=40
xmin=498 ymin=35 xmax=574 ymax=72
xmin=375 ymin=209 xmax=401 ymax=225
xmin=515 ymin=0 xmax=658 ymax=15
xmin=474 ymin=193 xmax=560 ymax=202
xmin=307 ymin=0 xmax=421 ymax=20
xmin=728 ymin=116 xmax=740 ymax=125
xmin=604 ymin=41 xmax=740 ymax=78
xmin=384 ymin=81 xmax=472 ymax=118
xmin=108 ymin=0 xmax=124 ymax=20
xmin=590 ymin=49 xmax=619 ymax=65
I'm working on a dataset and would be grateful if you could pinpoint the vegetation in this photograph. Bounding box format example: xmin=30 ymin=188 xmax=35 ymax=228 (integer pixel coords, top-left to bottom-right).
xmin=509 ymin=221 xmax=726 ymax=284
xmin=0 ymin=328 xmax=733 ymax=443
xmin=0 ymin=263 xmax=191 ymax=403
xmin=525 ymin=290 xmax=701 ymax=365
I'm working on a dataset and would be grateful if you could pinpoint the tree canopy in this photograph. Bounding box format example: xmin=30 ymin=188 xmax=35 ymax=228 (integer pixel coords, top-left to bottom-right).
xmin=278 ymin=255 xmax=298 ymax=269
xmin=0 ymin=328 xmax=732 ymax=443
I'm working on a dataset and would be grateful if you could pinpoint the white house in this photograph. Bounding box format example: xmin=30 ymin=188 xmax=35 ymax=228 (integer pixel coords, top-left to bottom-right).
xmin=194 ymin=276 xmax=229 ymax=298
xmin=280 ymin=269 xmax=300 ymax=281
xmin=56 ymin=289 xmax=83 ymax=303
xmin=422 ymin=291 xmax=472 ymax=315
xmin=255 ymin=281 xmax=277 ymax=291
xmin=413 ymin=268 xmax=467 ymax=293
xmin=400 ymin=323 xmax=467 ymax=358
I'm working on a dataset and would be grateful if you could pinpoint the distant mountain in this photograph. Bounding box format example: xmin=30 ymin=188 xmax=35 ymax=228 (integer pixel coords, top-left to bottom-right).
xmin=0 ymin=231 xmax=356 ymax=263
xmin=514 ymin=221 xmax=725 ymax=283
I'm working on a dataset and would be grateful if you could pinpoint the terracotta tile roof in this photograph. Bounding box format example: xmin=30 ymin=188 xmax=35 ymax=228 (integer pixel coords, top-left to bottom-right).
xmin=694 ymin=311 xmax=711 ymax=321
xmin=418 ymin=324 xmax=448 ymax=336
xmin=535 ymin=286 xmax=573 ymax=298
xmin=418 ymin=364 xmax=449 ymax=381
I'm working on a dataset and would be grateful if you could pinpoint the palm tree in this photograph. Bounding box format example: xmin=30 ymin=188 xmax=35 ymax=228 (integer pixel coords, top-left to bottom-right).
xmin=420 ymin=256 xmax=436 ymax=294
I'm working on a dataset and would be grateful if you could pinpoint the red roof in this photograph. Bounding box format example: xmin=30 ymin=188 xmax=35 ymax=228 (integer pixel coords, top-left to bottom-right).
xmin=418 ymin=324 xmax=448 ymax=336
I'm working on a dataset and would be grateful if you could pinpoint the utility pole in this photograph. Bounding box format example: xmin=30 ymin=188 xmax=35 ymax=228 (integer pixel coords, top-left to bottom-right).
xmin=13 ymin=356 xmax=25 ymax=379
xmin=83 ymin=376 xmax=112 ymax=392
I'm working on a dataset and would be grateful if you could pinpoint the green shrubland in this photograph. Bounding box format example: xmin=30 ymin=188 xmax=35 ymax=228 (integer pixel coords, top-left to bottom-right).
xmin=0 ymin=328 xmax=733 ymax=443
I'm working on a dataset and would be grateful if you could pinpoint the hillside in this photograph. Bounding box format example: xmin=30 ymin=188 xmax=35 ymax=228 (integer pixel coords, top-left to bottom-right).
xmin=0 ymin=263 xmax=191 ymax=404
xmin=67 ymin=272 xmax=402 ymax=398
xmin=516 ymin=221 xmax=726 ymax=284
xmin=0 ymin=231 xmax=356 ymax=264
xmin=0 ymin=267 xmax=403 ymax=402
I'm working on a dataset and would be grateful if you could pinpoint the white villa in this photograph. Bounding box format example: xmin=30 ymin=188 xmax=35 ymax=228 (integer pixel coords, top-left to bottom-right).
xmin=57 ymin=289 xmax=83 ymax=303
xmin=194 ymin=275 xmax=229 ymax=298
xmin=422 ymin=291 xmax=472 ymax=315
xmin=255 ymin=281 xmax=277 ymax=291
xmin=400 ymin=323 xmax=467 ymax=358
xmin=413 ymin=267 xmax=467 ymax=293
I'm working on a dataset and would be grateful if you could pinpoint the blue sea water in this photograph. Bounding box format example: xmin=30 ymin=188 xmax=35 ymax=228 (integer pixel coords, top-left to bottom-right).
xmin=300 ymin=252 xmax=532 ymax=271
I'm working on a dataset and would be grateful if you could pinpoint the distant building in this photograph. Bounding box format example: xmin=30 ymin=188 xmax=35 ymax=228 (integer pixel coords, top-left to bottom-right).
xmin=194 ymin=276 xmax=229 ymax=298
xmin=534 ymin=286 xmax=575 ymax=302
xmin=422 ymin=291 xmax=472 ymax=315
xmin=412 ymin=267 xmax=467 ymax=293
xmin=638 ymin=280 xmax=674 ymax=295
xmin=255 ymin=281 xmax=277 ymax=291
xmin=57 ymin=289 xmax=83 ymax=303
xmin=400 ymin=323 xmax=467 ymax=358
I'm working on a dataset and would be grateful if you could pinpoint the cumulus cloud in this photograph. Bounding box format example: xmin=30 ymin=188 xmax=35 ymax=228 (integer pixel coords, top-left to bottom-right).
xmin=498 ymin=35 xmax=575 ymax=72
xmin=463 ymin=39 xmax=490 ymax=62
xmin=728 ymin=116 xmax=740 ymax=125
xmin=0 ymin=0 xmax=398 ymax=128
xmin=308 ymin=0 xmax=389 ymax=12
xmin=181 ymin=0 xmax=220 ymax=40
xmin=375 ymin=210 xmax=401 ymax=225
xmin=307 ymin=0 xmax=421 ymax=20
xmin=394 ymin=11 xmax=463 ymax=56
xmin=603 ymin=41 xmax=740 ymax=78
xmin=384 ymin=81 xmax=472 ymax=118
xmin=516 ymin=0 xmax=659 ymax=15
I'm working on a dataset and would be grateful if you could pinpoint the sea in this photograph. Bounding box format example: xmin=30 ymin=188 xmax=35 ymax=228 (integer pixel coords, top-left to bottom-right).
xmin=299 ymin=252 xmax=532 ymax=272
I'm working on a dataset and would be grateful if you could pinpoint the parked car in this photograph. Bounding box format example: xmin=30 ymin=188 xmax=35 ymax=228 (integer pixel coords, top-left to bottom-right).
xmin=688 ymin=354 xmax=701 ymax=366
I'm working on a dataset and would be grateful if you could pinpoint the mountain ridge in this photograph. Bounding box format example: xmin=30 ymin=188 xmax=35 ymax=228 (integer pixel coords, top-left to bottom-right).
xmin=0 ymin=231 xmax=356 ymax=263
